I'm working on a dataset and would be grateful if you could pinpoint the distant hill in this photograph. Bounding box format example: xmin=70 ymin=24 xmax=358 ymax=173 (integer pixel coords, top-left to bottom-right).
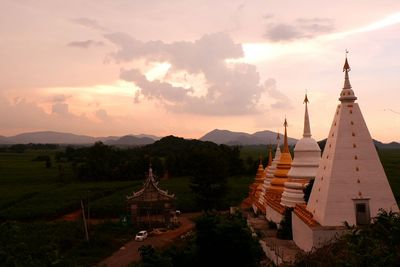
xmin=0 ymin=131 xmax=159 ymax=145
xmin=373 ymin=140 xmax=400 ymax=149
xmin=105 ymin=135 xmax=155 ymax=146
xmin=318 ymin=138 xmax=400 ymax=151
xmin=200 ymin=129 xmax=298 ymax=146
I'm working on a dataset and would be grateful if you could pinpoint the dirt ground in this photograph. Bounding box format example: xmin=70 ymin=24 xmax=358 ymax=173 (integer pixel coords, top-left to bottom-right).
xmin=95 ymin=212 xmax=199 ymax=267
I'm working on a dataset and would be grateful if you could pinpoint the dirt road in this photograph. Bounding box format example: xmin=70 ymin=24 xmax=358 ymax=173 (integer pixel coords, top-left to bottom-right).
xmin=96 ymin=213 xmax=199 ymax=267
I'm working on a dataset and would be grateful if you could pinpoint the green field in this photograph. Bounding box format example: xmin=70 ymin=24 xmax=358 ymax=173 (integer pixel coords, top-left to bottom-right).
xmin=0 ymin=150 xmax=253 ymax=221
xmin=1 ymin=147 xmax=398 ymax=221
xmin=0 ymin=147 xmax=398 ymax=266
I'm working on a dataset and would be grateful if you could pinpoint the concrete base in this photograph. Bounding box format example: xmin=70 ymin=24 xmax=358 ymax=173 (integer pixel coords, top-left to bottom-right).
xmin=292 ymin=212 xmax=348 ymax=252
xmin=266 ymin=205 xmax=284 ymax=224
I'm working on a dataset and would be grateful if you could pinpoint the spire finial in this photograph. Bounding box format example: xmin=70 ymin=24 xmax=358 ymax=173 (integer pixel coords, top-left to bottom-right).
xmin=268 ymin=145 xmax=273 ymax=166
xmin=303 ymin=93 xmax=312 ymax=138
xmin=339 ymin=50 xmax=357 ymax=102
xmin=304 ymin=92 xmax=309 ymax=104
xmin=283 ymin=118 xmax=289 ymax=153
xmin=343 ymin=50 xmax=351 ymax=73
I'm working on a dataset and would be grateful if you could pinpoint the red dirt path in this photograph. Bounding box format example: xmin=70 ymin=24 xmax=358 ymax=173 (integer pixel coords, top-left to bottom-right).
xmin=96 ymin=212 xmax=199 ymax=267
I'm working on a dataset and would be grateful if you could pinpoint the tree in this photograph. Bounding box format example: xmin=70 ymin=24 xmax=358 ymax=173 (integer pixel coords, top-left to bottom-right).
xmin=294 ymin=210 xmax=400 ymax=267
xmin=195 ymin=212 xmax=264 ymax=267
xmin=190 ymin=147 xmax=229 ymax=211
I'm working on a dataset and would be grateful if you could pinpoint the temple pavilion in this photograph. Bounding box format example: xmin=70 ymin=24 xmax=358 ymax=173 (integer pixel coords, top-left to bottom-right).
xmin=127 ymin=165 xmax=176 ymax=227
xmin=292 ymin=55 xmax=399 ymax=251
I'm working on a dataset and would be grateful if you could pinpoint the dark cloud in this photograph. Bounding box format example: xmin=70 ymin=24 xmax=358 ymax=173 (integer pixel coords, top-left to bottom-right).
xmin=71 ymin=18 xmax=107 ymax=31
xmin=264 ymin=17 xmax=334 ymax=42
xmin=106 ymin=32 xmax=274 ymax=115
xmin=121 ymin=69 xmax=192 ymax=103
xmin=67 ymin=40 xmax=105 ymax=49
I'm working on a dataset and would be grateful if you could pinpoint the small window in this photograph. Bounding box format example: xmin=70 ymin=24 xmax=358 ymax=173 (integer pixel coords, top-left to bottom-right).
xmin=356 ymin=204 xmax=366 ymax=212
xmin=350 ymin=110 xmax=353 ymax=114
xmin=354 ymin=201 xmax=370 ymax=225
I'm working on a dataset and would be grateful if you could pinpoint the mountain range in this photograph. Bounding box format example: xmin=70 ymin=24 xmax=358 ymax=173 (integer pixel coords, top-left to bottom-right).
xmin=200 ymin=129 xmax=298 ymax=145
xmin=0 ymin=130 xmax=399 ymax=149
xmin=0 ymin=131 xmax=159 ymax=146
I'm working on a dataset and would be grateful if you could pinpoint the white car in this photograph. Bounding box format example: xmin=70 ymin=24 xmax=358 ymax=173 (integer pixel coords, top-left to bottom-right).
xmin=135 ymin=230 xmax=148 ymax=241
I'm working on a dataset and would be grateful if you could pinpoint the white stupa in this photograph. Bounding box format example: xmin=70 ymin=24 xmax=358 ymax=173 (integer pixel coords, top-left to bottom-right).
xmin=292 ymin=54 xmax=399 ymax=251
xmin=263 ymin=133 xmax=281 ymax=192
xmin=281 ymin=94 xmax=321 ymax=207
xmin=256 ymin=147 xmax=273 ymax=211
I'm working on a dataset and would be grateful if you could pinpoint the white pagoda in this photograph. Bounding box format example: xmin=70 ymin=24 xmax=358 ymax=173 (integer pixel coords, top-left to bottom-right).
xmin=281 ymin=94 xmax=321 ymax=207
xmin=292 ymin=55 xmax=399 ymax=251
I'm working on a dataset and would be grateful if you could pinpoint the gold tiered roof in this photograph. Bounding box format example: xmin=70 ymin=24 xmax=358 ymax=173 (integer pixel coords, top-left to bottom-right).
xmin=241 ymin=156 xmax=265 ymax=208
xmin=265 ymin=119 xmax=292 ymax=216
xmin=269 ymin=118 xmax=292 ymax=192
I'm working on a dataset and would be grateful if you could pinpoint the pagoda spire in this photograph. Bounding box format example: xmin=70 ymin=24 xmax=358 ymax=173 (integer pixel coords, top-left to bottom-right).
xmin=343 ymin=50 xmax=352 ymax=89
xmin=283 ymin=118 xmax=289 ymax=153
xmin=303 ymin=93 xmax=312 ymax=138
xmin=267 ymin=145 xmax=273 ymax=166
xmin=339 ymin=50 xmax=357 ymax=102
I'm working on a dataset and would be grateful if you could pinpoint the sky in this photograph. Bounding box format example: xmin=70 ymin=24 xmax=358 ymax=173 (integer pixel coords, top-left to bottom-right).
xmin=1 ymin=0 xmax=400 ymax=142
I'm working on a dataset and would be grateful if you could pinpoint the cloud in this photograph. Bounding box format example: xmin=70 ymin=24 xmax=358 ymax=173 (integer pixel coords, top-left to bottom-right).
xmin=52 ymin=102 xmax=69 ymax=115
xmin=264 ymin=79 xmax=293 ymax=109
xmin=71 ymin=18 xmax=107 ymax=31
xmin=95 ymin=109 xmax=113 ymax=122
xmin=104 ymin=32 xmax=276 ymax=115
xmin=0 ymin=95 xmax=118 ymax=134
xmin=121 ymin=69 xmax=192 ymax=103
xmin=264 ymin=17 xmax=334 ymax=42
xmin=51 ymin=94 xmax=70 ymax=103
xmin=67 ymin=40 xmax=105 ymax=48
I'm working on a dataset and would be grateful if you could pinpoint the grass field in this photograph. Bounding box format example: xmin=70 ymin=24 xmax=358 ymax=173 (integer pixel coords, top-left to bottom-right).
xmin=0 ymin=147 xmax=398 ymax=267
xmin=0 ymin=150 xmax=253 ymax=221
xmin=1 ymin=147 xmax=398 ymax=221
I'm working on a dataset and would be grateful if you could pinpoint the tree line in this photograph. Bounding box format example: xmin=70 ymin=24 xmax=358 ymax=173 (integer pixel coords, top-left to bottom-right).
xmin=55 ymin=136 xmax=255 ymax=182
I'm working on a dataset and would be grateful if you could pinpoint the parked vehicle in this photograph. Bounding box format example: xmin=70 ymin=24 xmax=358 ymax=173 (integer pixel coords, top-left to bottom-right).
xmin=135 ymin=230 xmax=148 ymax=241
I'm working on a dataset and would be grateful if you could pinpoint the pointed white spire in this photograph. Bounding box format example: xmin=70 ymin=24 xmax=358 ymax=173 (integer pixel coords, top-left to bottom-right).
xmin=276 ymin=131 xmax=281 ymax=154
xmin=303 ymin=94 xmax=311 ymax=138
xmin=339 ymin=50 xmax=357 ymax=102
xmin=343 ymin=53 xmax=352 ymax=89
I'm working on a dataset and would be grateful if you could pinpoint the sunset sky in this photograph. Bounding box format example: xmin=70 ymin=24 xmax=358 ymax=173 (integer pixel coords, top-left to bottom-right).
xmin=1 ymin=0 xmax=400 ymax=142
